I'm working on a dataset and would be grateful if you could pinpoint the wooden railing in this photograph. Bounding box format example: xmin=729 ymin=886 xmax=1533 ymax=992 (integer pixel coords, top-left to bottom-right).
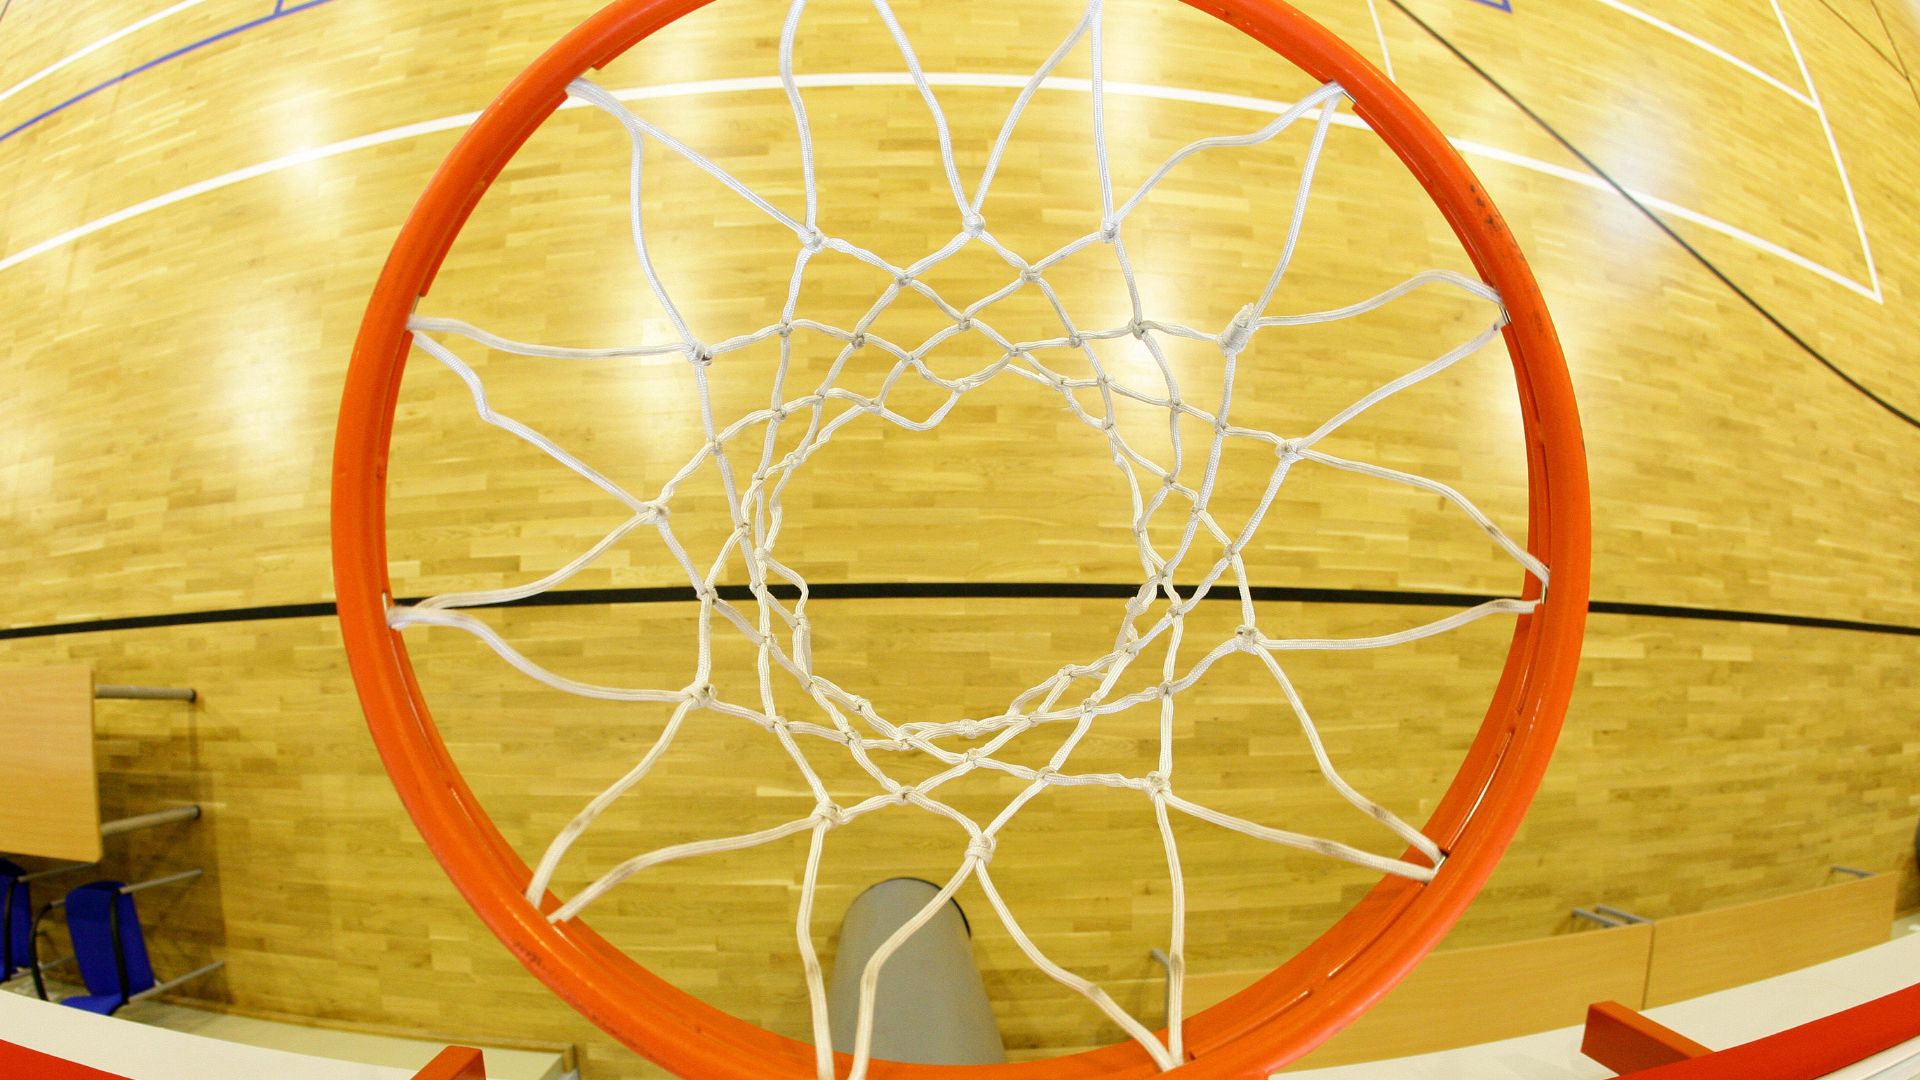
xmin=1640 ymin=874 xmax=1897 ymax=1006
xmin=1161 ymin=872 xmax=1902 ymax=1068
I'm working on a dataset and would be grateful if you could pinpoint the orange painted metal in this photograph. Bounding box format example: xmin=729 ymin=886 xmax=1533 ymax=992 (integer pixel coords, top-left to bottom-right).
xmin=1583 ymin=1001 xmax=1712 ymax=1075
xmin=331 ymin=0 xmax=1591 ymax=1076
xmin=1611 ymin=981 xmax=1920 ymax=1079
xmin=0 ymin=1039 xmax=131 ymax=1080
xmin=411 ymin=1046 xmax=488 ymax=1080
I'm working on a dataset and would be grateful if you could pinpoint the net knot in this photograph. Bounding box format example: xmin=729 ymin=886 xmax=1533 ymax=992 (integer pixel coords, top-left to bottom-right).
xmin=1235 ymin=624 xmax=1262 ymax=648
xmin=777 ymin=320 xmax=795 ymax=339
xmin=637 ymin=500 xmax=668 ymax=523
xmin=1099 ymin=217 xmax=1121 ymax=243
xmin=684 ymin=683 xmax=715 ymax=707
xmin=1033 ymin=766 xmax=1061 ymax=782
xmin=894 ymin=273 xmax=914 ymax=288
xmin=1065 ymin=332 xmax=1084 ymax=349
xmin=956 ymin=719 xmax=984 ymax=739
xmin=800 ymin=227 xmax=826 ymax=252
xmin=961 ymin=212 xmax=985 ymax=236
xmin=1277 ymin=438 xmax=1304 ymax=461
xmin=1144 ymin=771 xmax=1172 ymax=798
xmin=816 ymin=802 xmax=849 ymax=827
xmin=966 ymin=834 xmax=997 ymax=862
xmin=1127 ymin=319 xmax=1150 ymax=340
xmin=687 ymin=343 xmax=714 ymax=367
xmin=848 ymin=332 xmax=867 ymax=350
xmin=1218 ymin=303 xmax=1258 ymax=356
xmin=962 ymin=746 xmax=988 ymax=764
xmin=1019 ymin=265 xmax=1043 ymax=284
xmin=891 ymin=787 xmax=915 ymax=806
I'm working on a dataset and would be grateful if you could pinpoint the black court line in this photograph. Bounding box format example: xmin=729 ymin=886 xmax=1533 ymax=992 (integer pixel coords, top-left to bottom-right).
xmin=1865 ymin=0 xmax=1920 ymax=117
xmin=0 ymin=0 xmax=337 ymax=146
xmin=1814 ymin=0 xmax=1902 ymax=72
xmin=3 ymin=584 xmax=1916 ymax=642
xmin=1384 ymin=0 xmax=1920 ymax=432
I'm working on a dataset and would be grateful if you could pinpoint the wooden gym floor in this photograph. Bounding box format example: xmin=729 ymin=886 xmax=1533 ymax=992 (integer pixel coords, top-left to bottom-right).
xmin=1 ymin=0 xmax=1917 ymax=1075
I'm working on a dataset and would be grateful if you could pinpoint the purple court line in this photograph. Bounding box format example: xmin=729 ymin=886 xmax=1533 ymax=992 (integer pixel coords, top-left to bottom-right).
xmin=1466 ymin=0 xmax=1514 ymax=11
xmin=0 ymin=0 xmax=337 ymax=146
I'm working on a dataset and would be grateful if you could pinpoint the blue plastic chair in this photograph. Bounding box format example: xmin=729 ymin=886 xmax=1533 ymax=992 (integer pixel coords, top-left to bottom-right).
xmin=61 ymin=880 xmax=157 ymax=1015
xmin=0 ymin=858 xmax=29 ymax=981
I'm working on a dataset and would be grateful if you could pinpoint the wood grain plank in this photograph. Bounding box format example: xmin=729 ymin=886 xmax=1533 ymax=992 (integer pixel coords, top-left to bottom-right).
xmin=1644 ymin=874 xmax=1900 ymax=1006
xmin=0 ymin=665 xmax=100 ymax=861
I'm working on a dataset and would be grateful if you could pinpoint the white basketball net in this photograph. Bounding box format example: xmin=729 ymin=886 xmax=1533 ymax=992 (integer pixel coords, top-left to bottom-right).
xmin=390 ymin=0 xmax=1548 ymax=1074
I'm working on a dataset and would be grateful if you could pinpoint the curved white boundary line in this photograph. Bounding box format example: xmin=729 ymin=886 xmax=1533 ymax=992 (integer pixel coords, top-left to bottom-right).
xmin=0 ymin=0 xmax=216 ymax=109
xmin=1590 ymin=0 xmax=1812 ymax=106
xmin=0 ymin=71 xmax=1882 ymax=302
xmin=1766 ymin=0 xmax=1881 ymax=301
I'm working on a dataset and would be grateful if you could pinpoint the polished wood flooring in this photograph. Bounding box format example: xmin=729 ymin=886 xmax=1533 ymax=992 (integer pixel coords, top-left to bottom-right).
xmin=2 ymin=0 xmax=1917 ymax=1075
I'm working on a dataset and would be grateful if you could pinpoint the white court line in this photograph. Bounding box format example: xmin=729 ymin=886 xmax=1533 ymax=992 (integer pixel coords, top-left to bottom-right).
xmin=1766 ymin=0 xmax=1882 ymax=301
xmin=0 ymin=71 xmax=1881 ymax=302
xmin=0 ymin=0 xmax=216 ymax=109
xmin=1589 ymin=0 xmax=1814 ymax=107
xmin=0 ymin=109 xmax=476 ymax=275
xmin=1451 ymin=137 xmax=1879 ymax=300
xmin=1365 ymin=0 xmax=1397 ymax=83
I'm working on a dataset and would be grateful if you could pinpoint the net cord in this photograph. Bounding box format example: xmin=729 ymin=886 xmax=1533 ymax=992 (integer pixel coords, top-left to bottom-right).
xmin=384 ymin=1 xmax=1547 ymax=1073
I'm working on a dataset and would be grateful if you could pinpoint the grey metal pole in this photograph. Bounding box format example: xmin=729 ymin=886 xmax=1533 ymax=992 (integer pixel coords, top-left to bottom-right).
xmin=1571 ymin=907 xmax=1624 ymax=928
xmin=120 ymin=869 xmax=202 ymax=895
xmin=827 ymin=878 xmax=1007 ymax=1065
xmin=99 ymin=805 xmax=201 ymax=838
xmin=20 ymin=862 xmax=96 ymax=883
xmin=1148 ymin=947 xmax=1174 ymax=1027
xmin=95 ymin=685 xmax=197 ymax=702
xmin=1594 ymin=904 xmax=1651 ymax=924
xmin=129 ymin=960 xmax=224 ymax=1002
xmin=45 ymin=868 xmax=204 ymax=909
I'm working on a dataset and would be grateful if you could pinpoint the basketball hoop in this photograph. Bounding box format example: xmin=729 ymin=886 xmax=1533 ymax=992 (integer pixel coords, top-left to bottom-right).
xmin=332 ymin=0 xmax=1589 ymax=1076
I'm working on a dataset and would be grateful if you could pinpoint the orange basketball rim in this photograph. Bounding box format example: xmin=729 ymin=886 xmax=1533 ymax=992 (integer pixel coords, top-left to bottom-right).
xmin=331 ymin=0 xmax=1591 ymax=1076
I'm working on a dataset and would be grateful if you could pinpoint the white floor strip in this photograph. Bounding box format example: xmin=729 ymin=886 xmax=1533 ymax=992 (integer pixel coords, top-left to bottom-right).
xmin=1450 ymin=136 xmax=1880 ymax=301
xmin=1365 ymin=0 xmax=1396 ymax=84
xmin=0 ymin=110 xmax=477 ymax=275
xmin=1766 ymin=0 xmax=1882 ymax=301
xmin=0 ymin=0 xmax=216 ymax=110
xmin=1588 ymin=0 xmax=1812 ymax=106
xmin=0 ymin=71 xmax=1881 ymax=303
